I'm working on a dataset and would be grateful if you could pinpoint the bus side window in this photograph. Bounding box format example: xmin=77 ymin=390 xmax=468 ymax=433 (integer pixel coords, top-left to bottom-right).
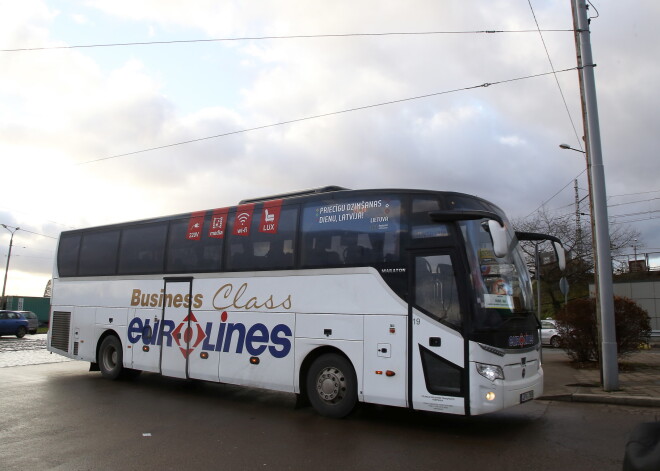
xmin=226 ymin=205 xmax=298 ymax=272
xmin=78 ymin=230 xmax=121 ymax=276
xmin=166 ymin=215 xmax=223 ymax=274
xmin=58 ymin=233 xmax=81 ymax=277
xmin=118 ymin=222 xmax=168 ymax=275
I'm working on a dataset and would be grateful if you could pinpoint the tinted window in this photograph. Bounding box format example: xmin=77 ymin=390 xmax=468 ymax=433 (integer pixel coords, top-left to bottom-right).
xmin=447 ymin=195 xmax=489 ymax=211
xmin=57 ymin=233 xmax=81 ymax=277
xmin=118 ymin=222 xmax=168 ymax=274
xmin=78 ymin=230 xmax=120 ymax=276
xmin=415 ymin=254 xmax=461 ymax=328
xmin=301 ymin=197 xmax=401 ymax=267
xmin=411 ymin=197 xmax=451 ymax=240
xmin=166 ymin=212 xmax=224 ymax=273
xmin=226 ymin=202 xmax=298 ymax=271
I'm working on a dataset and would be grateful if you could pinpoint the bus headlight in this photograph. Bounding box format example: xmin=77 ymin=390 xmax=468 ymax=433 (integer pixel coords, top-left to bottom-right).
xmin=476 ymin=363 xmax=504 ymax=382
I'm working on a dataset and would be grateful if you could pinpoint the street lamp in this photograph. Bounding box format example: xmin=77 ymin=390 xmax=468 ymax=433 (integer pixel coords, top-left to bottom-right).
xmin=1 ymin=224 xmax=20 ymax=299
xmin=559 ymin=143 xmax=584 ymax=153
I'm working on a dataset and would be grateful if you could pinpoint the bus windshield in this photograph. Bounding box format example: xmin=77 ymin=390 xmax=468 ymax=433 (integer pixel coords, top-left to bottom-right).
xmin=460 ymin=219 xmax=535 ymax=341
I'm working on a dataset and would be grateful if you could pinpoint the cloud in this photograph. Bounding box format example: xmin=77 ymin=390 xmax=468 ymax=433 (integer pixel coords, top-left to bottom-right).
xmin=1 ymin=0 xmax=659 ymax=295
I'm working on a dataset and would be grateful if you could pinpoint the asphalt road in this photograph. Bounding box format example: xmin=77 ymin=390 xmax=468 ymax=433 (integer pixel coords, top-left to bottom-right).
xmin=0 ymin=341 xmax=658 ymax=471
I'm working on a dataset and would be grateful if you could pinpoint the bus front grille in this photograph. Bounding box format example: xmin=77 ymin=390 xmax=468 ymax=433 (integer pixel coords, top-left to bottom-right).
xmin=50 ymin=311 xmax=71 ymax=353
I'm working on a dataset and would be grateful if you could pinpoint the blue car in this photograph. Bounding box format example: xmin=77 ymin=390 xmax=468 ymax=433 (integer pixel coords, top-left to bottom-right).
xmin=0 ymin=310 xmax=29 ymax=338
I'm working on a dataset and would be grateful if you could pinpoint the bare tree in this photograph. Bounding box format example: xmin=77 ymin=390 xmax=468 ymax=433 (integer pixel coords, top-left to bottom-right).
xmin=512 ymin=206 xmax=641 ymax=314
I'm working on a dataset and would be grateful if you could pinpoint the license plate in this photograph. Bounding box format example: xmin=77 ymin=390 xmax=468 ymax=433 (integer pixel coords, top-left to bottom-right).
xmin=520 ymin=390 xmax=534 ymax=403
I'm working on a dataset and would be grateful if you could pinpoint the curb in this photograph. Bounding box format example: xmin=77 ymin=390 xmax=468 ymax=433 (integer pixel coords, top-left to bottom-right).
xmin=539 ymin=394 xmax=660 ymax=408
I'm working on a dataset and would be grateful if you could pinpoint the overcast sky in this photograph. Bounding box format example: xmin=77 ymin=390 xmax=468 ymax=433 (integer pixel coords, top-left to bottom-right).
xmin=1 ymin=0 xmax=658 ymax=297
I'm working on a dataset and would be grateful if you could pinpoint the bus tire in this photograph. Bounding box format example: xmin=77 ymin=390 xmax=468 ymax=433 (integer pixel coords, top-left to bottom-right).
xmin=306 ymin=353 xmax=357 ymax=418
xmin=98 ymin=335 xmax=124 ymax=380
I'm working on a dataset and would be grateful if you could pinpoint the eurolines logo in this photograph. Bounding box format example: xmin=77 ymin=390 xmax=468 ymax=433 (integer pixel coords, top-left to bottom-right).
xmin=127 ymin=311 xmax=292 ymax=359
xmin=508 ymin=333 xmax=535 ymax=348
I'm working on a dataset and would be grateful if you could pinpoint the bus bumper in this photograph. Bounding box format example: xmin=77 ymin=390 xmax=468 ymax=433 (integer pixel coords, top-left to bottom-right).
xmin=469 ymin=363 xmax=544 ymax=415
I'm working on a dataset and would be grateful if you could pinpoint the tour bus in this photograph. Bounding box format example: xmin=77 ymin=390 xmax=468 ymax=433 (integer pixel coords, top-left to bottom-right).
xmin=48 ymin=186 xmax=565 ymax=418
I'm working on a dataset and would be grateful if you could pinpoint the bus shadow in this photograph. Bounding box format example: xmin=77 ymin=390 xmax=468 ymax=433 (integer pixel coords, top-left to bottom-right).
xmin=62 ymin=370 xmax=545 ymax=439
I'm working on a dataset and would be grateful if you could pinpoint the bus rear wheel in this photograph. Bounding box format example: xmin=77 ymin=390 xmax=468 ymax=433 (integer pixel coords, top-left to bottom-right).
xmin=99 ymin=335 xmax=124 ymax=380
xmin=306 ymin=353 xmax=357 ymax=418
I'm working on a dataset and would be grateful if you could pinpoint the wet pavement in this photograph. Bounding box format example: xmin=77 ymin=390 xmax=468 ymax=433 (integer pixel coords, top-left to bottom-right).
xmin=540 ymin=348 xmax=660 ymax=407
xmin=2 ymin=336 xmax=659 ymax=409
xmin=0 ymin=334 xmax=71 ymax=368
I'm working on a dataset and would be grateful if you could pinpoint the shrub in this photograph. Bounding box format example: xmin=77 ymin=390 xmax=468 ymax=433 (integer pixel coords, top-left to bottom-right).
xmin=554 ymin=296 xmax=651 ymax=362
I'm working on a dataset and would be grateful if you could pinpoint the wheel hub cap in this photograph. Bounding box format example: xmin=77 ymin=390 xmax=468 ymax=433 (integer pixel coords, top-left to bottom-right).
xmin=316 ymin=367 xmax=345 ymax=402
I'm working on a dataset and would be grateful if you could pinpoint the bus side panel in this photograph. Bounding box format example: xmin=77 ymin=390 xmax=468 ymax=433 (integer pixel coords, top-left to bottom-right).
xmin=293 ymin=339 xmax=364 ymax=401
xmin=217 ymin=311 xmax=295 ymax=393
xmin=73 ymin=306 xmax=96 ymax=362
xmin=362 ymin=315 xmax=407 ymax=407
xmin=186 ymin=309 xmax=221 ymax=382
xmin=129 ymin=308 xmax=162 ymax=373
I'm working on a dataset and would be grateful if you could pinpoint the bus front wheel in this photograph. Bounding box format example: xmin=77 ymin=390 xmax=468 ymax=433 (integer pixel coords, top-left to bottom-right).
xmin=306 ymin=353 xmax=357 ymax=418
xmin=99 ymin=335 xmax=124 ymax=380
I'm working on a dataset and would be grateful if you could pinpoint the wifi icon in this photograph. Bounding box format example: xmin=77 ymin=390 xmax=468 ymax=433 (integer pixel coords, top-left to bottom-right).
xmin=237 ymin=212 xmax=250 ymax=225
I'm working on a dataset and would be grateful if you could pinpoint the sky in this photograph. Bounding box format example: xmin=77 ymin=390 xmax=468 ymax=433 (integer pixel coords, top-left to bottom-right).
xmin=1 ymin=0 xmax=658 ymax=297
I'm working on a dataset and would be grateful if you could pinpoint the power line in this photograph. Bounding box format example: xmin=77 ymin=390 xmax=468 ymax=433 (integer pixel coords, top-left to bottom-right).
xmin=609 ymin=189 xmax=660 ymax=198
xmin=524 ymin=169 xmax=587 ymax=218
xmin=553 ymin=195 xmax=659 ymax=213
xmin=607 ymin=197 xmax=660 ymax=208
xmin=1 ymin=29 xmax=575 ymax=52
xmin=0 ymin=225 xmax=58 ymax=240
xmin=610 ymin=216 xmax=658 ymax=225
xmin=527 ymin=0 xmax=583 ymax=151
xmin=77 ymin=66 xmax=582 ymax=166
xmin=0 ymin=207 xmax=76 ymax=230
xmin=609 ymin=209 xmax=660 ymax=219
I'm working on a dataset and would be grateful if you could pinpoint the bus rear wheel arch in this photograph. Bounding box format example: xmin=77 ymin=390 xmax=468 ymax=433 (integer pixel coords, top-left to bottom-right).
xmin=306 ymin=353 xmax=357 ymax=418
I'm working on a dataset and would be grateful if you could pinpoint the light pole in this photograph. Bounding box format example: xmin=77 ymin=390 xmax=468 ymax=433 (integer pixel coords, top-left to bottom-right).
xmin=567 ymin=0 xmax=619 ymax=391
xmin=1 ymin=224 xmax=20 ymax=299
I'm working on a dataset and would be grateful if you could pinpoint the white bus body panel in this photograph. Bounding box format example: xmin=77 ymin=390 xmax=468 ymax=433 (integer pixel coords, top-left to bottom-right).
xmin=49 ymin=268 xmax=410 ymax=405
xmin=362 ymin=315 xmax=407 ymax=407
xmin=410 ymin=310 xmax=466 ymax=415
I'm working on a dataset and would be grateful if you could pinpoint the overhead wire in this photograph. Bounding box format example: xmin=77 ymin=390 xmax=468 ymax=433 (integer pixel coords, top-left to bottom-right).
xmin=0 ymin=225 xmax=59 ymax=240
xmin=524 ymin=169 xmax=587 ymax=218
xmin=527 ymin=0 xmax=584 ymax=151
xmin=0 ymin=29 xmax=575 ymax=52
xmin=609 ymin=189 xmax=660 ymax=198
xmin=77 ymin=66 xmax=583 ymax=166
xmin=607 ymin=197 xmax=660 ymax=208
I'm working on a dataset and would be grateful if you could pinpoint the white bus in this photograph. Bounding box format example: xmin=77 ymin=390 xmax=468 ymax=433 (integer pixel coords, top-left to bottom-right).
xmin=48 ymin=186 xmax=564 ymax=418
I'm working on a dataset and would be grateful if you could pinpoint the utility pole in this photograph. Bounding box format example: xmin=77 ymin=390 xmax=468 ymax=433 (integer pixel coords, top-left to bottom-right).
xmin=1 ymin=225 xmax=20 ymax=299
xmin=574 ymin=179 xmax=581 ymax=254
xmin=571 ymin=0 xmax=619 ymax=390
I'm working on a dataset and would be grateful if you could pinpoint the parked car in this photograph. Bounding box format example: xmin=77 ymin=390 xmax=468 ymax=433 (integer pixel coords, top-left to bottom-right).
xmin=14 ymin=311 xmax=38 ymax=334
xmin=0 ymin=311 xmax=29 ymax=338
xmin=541 ymin=319 xmax=562 ymax=348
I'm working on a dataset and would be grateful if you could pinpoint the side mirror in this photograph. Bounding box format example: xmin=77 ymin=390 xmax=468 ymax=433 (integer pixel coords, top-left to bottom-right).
xmin=488 ymin=220 xmax=508 ymax=258
xmin=553 ymin=241 xmax=566 ymax=271
xmin=515 ymin=231 xmax=567 ymax=271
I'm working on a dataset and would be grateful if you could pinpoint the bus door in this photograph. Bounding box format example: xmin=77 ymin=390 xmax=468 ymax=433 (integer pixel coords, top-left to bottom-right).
xmin=409 ymin=252 xmax=467 ymax=415
xmin=159 ymin=278 xmax=194 ymax=379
